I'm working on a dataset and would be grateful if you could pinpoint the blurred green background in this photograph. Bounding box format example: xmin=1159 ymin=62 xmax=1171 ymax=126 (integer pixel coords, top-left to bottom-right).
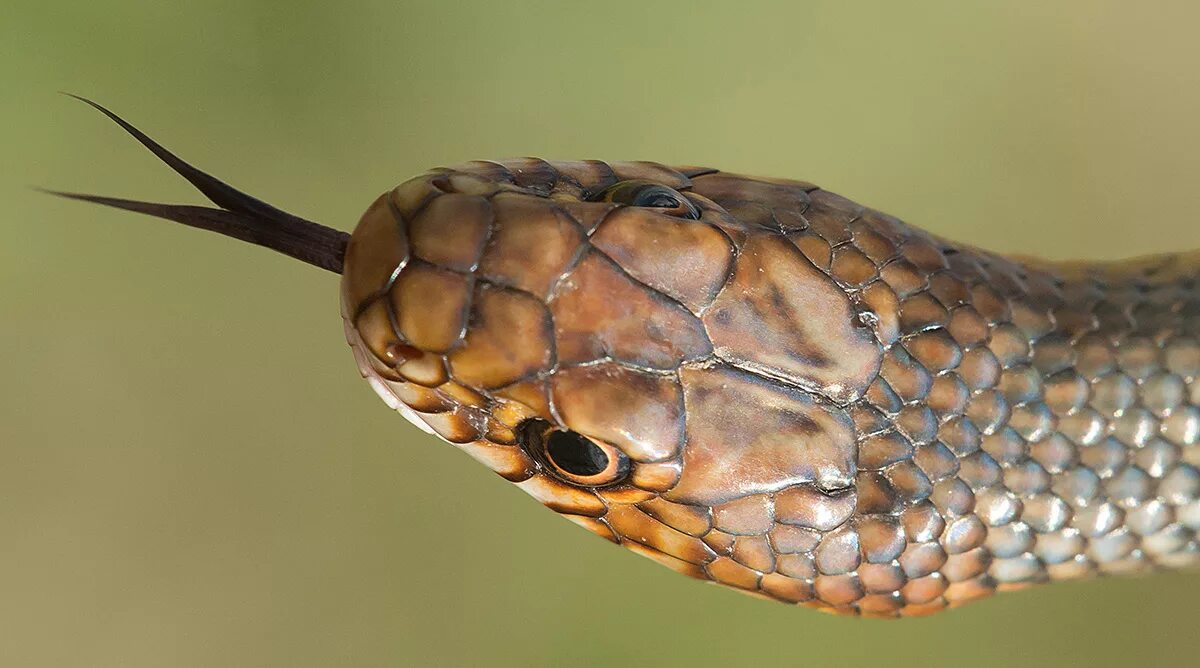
xmin=5 ymin=1 xmax=1200 ymax=666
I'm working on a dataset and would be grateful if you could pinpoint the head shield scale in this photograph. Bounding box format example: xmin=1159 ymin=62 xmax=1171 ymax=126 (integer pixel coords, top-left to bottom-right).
xmin=61 ymin=99 xmax=1092 ymax=617
xmin=341 ymin=159 xmax=908 ymax=611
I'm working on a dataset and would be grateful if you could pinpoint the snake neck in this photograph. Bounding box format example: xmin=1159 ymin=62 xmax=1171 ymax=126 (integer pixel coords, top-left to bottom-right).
xmin=853 ymin=234 xmax=1200 ymax=591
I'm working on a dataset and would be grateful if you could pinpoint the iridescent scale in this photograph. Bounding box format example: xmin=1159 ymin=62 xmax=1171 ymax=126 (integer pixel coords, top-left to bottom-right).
xmin=342 ymin=159 xmax=1200 ymax=617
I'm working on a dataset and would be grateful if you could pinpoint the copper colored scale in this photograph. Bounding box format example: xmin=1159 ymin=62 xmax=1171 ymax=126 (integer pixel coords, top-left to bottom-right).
xmin=54 ymin=97 xmax=1200 ymax=617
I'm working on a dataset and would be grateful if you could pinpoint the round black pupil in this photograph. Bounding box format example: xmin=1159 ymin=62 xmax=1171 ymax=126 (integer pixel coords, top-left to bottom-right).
xmin=632 ymin=187 xmax=679 ymax=208
xmin=545 ymin=430 xmax=608 ymax=476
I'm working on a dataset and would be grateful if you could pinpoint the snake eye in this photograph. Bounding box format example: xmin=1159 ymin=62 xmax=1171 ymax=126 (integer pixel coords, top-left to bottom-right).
xmin=517 ymin=419 xmax=630 ymax=487
xmin=592 ymin=180 xmax=701 ymax=220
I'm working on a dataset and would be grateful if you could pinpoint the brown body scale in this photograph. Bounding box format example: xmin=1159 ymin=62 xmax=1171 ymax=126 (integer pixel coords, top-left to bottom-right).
xmin=58 ymin=99 xmax=1200 ymax=618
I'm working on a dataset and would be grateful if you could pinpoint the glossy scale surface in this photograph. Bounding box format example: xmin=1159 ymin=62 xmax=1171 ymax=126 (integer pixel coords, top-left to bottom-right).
xmin=342 ymin=159 xmax=1200 ymax=616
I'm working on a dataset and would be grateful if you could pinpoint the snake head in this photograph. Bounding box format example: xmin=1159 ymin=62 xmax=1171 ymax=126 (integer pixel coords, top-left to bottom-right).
xmin=64 ymin=101 xmax=1200 ymax=617
xmin=343 ymin=159 xmax=896 ymax=608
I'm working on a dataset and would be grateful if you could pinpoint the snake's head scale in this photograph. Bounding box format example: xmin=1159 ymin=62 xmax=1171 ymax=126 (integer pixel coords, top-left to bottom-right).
xmin=343 ymin=161 xmax=892 ymax=596
xmin=55 ymin=99 xmax=929 ymax=613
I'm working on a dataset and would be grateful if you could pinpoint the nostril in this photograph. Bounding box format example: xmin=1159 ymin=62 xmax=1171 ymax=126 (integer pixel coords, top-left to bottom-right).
xmin=545 ymin=430 xmax=609 ymax=476
xmin=516 ymin=418 xmax=631 ymax=487
xmin=385 ymin=342 xmax=422 ymax=364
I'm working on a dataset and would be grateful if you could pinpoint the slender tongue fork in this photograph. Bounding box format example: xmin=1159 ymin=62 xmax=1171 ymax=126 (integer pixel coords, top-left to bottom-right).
xmin=45 ymin=95 xmax=350 ymax=274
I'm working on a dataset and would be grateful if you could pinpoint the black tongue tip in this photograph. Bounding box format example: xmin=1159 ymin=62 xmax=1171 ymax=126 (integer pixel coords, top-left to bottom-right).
xmin=46 ymin=94 xmax=349 ymax=274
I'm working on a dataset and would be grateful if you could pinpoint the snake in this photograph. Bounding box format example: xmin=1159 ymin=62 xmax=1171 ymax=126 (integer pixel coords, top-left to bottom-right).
xmin=52 ymin=97 xmax=1200 ymax=618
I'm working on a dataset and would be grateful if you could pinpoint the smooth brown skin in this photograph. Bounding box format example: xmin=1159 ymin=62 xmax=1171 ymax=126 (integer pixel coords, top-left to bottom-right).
xmin=61 ymin=102 xmax=1200 ymax=618
xmin=344 ymin=160 xmax=1200 ymax=617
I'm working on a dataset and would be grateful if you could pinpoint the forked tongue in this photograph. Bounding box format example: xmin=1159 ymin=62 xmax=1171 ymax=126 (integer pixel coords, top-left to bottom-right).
xmin=44 ymin=95 xmax=349 ymax=274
